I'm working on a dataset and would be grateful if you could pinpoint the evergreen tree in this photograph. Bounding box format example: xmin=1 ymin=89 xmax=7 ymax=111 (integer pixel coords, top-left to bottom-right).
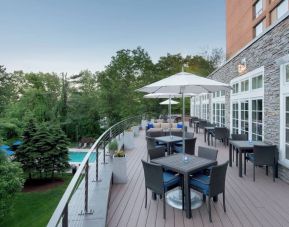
xmin=15 ymin=119 xmax=37 ymax=179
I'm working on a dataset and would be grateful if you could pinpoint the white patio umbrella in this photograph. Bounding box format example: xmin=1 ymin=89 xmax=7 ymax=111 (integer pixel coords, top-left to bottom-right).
xmin=160 ymin=99 xmax=179 ymax=105
xmin=138 ymin=72 xmax=231 ymax=154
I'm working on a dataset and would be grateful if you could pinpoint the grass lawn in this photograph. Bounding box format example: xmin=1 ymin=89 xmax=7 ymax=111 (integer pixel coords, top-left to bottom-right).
xmin=1 ymin=174 xmax=72 ymax=227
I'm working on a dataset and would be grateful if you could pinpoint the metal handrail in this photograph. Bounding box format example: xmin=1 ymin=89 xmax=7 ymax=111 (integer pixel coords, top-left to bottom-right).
xmin=47 ymin=115 xmax=142 ymax=227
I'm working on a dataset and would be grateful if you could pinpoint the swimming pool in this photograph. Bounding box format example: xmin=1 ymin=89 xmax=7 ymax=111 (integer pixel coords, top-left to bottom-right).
xmin=68 ymin=151 xmax=97 ymax=163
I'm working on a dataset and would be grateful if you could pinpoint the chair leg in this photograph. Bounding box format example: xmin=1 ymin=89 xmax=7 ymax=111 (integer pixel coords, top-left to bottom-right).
xmin=215 ymin=138 xmax=216 ymax=147
xmin=236 ymin=151 xmax=238 ymax=167
xmin=244 ymin=154 xmax=246 ymax=175
xmin=233 ymin=147 xmax=234 ymax=162
xmin=145 ymin=188 xmax=147 ymax=208
xmin=163 ymin=193 xmax=166 ymax=219
xmin=203 ymin=194 xmax=206 ymax=202
xmin=253 ymin=164 xmax=256 ymax=182
xmin=272 ymin=165 xmax=275 ymax=182
xmin=208 ymin=197 xmax=212 ymax=222
xmin=266 ymin=166 xmax=268 ymax=176
xmin=223 ymin=191 xmax=226 ymax=212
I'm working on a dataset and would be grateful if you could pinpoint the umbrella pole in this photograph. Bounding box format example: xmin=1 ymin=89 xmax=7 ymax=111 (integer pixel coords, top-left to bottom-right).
xmin=169 ymin=96 xmax=172 ymax=137
xmin=182 ymin=92 xmax=185 ymax=154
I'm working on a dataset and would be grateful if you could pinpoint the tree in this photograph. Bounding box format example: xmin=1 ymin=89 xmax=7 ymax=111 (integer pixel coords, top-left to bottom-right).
xmin=0 ymin=152 xmax=24 ymax=222
xmin=97 ymin=47 xmax=155 ymax=125
xmin=16 ymin=121 xmax=69 ymax=179
xmin=15 ymin=120 xmax=37 ymax=179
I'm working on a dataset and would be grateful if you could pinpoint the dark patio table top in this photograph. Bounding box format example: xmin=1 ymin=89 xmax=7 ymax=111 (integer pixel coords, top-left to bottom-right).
xmin=151 ymin=153 xmax=217 ymax=174
xmin=229 ymin=140 xmax=267 ymax=149
xmin=155 ymin=135 xmax=183 ymax=144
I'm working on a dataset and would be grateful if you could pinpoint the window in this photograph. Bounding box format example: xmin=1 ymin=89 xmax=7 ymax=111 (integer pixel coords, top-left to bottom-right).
xmin=233 ymin=83 xmax=239 ymax=94
xmin=286 ymin=64 xmax=289 ymax=82
xmin=252 ymin=99 xmax=263 ymax=141
xmin=213 ymin=102 xmax=225 ymax=127
xmin=285 ymin=96 xmax=289 ymax=159
xmin=252 ymin=75 xmax=263 ymax=89
xmin=255 ymin=20 xmax=264 ymax=37
xmin=221 ymin=90 xmax=225 ymax=96
xmin=278 ymin=0 xmax=288 ymax=18
xmin=240 ymin=101 xmax=249 ymax=135
xmin=232 ymin=103 xmax=239 ymax=134
xmin=271 ymin=0 xmax=289 ymax=23
xmin=255 ymin=0 xmax=263 ymax=18
xmin=241 ymin=80 xmax=249 ymax=92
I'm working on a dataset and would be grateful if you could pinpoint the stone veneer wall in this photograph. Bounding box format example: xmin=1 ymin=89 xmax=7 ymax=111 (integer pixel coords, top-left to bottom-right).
xmin=208 ymin=16 xmax=289 ymax=183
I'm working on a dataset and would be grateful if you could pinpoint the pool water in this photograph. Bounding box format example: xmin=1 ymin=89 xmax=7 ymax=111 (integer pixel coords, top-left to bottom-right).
xmin=69 ymin=151 xmax=97 ymax=163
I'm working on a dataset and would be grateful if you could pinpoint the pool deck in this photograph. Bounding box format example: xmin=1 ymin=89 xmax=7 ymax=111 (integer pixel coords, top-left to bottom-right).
xmin=107 ymin=127 xmax=289 ymax=227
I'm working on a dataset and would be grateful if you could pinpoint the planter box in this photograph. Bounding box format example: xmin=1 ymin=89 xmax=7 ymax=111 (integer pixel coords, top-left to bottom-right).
xmin=141 ymin=120 xmax=148 ymax=130
xmin=132 ymin=126 xmax=140 ymax=137
xmin=124 ymin=130 xmax=134 ymax=150
xmin=113 ymin=156 xmax=128 ymax=184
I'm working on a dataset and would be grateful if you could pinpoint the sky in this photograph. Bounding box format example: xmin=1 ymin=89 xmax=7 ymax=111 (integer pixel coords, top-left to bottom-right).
xmin=0 ymin=0 xmax=225 ymax=75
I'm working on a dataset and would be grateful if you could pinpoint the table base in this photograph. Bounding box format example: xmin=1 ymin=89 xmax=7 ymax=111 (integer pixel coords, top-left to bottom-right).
xmin=166 ymin=188 xmax=202 ymax=210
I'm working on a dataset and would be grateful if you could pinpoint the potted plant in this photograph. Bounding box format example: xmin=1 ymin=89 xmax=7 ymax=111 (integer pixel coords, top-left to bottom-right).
xmin=108 ymin=139 xmax=118 ymax=157
xmin=132 ymin=125 xmax=140 ymax=137
xmin=112 ymin=150 xmax=128 ymax=183
xmin=124 ymin=128 xmax=134 ymax=150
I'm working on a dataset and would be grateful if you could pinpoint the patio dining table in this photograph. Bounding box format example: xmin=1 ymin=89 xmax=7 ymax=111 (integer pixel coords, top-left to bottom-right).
xmin=155 ymin=135 xmax=183 ymax=155
xmin=229 ymin=140 xmax=279 ymax=177
xmin=152 ymin=153 xmax=217 ymax=218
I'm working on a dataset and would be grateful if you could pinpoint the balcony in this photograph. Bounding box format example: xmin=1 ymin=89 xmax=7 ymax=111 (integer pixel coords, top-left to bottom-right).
xmin=48 ymin=117 xmax=289 ymax=227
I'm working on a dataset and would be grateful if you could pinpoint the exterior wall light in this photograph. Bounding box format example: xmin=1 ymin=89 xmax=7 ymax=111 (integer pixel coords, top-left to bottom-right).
xmin=238 ymin=58 xmax=247 ymax=75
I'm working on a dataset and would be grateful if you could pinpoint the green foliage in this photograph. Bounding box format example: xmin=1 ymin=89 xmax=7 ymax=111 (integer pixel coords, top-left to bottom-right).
xmin=16 ymin=121 xmax=69 ymax=179
xmin=0 ymin=173 xmax=72 ymax=227
xmin=0 ymin=152 xmax=24 ymax=222
xmin=109 ymin=139 xmax=118 ymax=151
xmin=114 ymin=149 xmax=125 ymax=157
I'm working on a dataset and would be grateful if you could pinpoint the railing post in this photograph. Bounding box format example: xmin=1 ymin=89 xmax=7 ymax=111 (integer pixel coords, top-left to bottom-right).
xmin=85 ymin=161 xmax=89 ymax=213
xmin=93 ymin=146 xmax=101 ymax=182
xmin=102 ymin=141 xmax=108 ymax=164
xmin=62 ymin=203 xmax=68 ymax=227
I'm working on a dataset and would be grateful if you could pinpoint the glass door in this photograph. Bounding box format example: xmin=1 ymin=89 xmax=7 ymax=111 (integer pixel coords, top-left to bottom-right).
xmin=240 ymin=100 xmax=249 ymax=135
xmin=285 ymin=96 xmax=289 ymax=160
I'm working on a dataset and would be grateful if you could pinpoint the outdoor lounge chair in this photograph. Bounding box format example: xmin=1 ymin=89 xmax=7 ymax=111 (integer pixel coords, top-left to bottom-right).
xmin=142 ymin=160 xmax=183 ymax=219
xmin=190 ymin=161 xmax=229 ymax=222
xmin=246 ymin=145 xmax=277 ymax=182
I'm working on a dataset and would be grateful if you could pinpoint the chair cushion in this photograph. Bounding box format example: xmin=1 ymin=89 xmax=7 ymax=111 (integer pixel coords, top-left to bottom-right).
xmin=172 ymin=123 xmax=178 ymax=128
xmin=163 ymin=172 xmax=180 ymax=190
xmin=147 ymin=122 xmax=154 ymax=129
xmin=174 ymin=141 xmax=182 ymax=146
xmin=246 ymin=153 xmax=255 ymax=162
xmin=174 ymin=145 xmax=183 ymax=153
xmin=177 ymin=123 xmax=183 ymax=128
xmin=161 ymin=123 xmax=171 ymax=129
xmin=190 ymin=173 xmax=210 ymax=195
xmin=157 ymin=141 xmax=166 ymax=146
xmin=153 ymin=123 xmax=161 ymax=128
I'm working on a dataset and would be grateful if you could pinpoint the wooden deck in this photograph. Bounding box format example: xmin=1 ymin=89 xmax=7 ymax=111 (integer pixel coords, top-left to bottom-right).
xmin=107 ymin=127 xmax=289 ymax=227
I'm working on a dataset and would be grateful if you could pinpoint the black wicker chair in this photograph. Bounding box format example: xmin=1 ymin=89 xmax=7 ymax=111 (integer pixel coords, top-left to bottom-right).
xmin=198 ymin=146 xmax=218 ymax=161
xmin=147 ymin=147 xmax=166 ymax=160
xmin=174 ymin=137 xmax=197 ymax=155
xmin=246 ymin=145 xmax=277 ymax=182
xmin=231 ymin=134 xmax=248 ymax=166
xmin=146 ymin=136 xmax=165 ymax=160
xmin=141 ymin=160 xmax=183 ymax=219
xmin=198 ymin=120 xmax=208 ymax=133
xmin=211 ymin=127 xmax=229 ymax=147
xmin=189 ymin=161 xmax=229 ymax=222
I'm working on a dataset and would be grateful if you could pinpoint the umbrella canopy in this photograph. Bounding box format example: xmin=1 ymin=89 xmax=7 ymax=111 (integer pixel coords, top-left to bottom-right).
xmin=137 ymin=71 xmax=231 ymax=155
xmin=0 ymin=145 xmax=10 ymax=150
xmin=138 ymin=72 xmax=231 ymax=94
xmin=160 ymin=99 xmax=179 ymax=105
xmin=144 ymin=93 xmax=195 ymax=99
xmin=12 ymin=140 xmax=22 ymax=146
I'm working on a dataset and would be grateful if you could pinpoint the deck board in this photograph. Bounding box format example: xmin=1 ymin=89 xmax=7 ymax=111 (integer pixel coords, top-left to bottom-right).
xmin=107 ymin=126 xmax=289 ymax=227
